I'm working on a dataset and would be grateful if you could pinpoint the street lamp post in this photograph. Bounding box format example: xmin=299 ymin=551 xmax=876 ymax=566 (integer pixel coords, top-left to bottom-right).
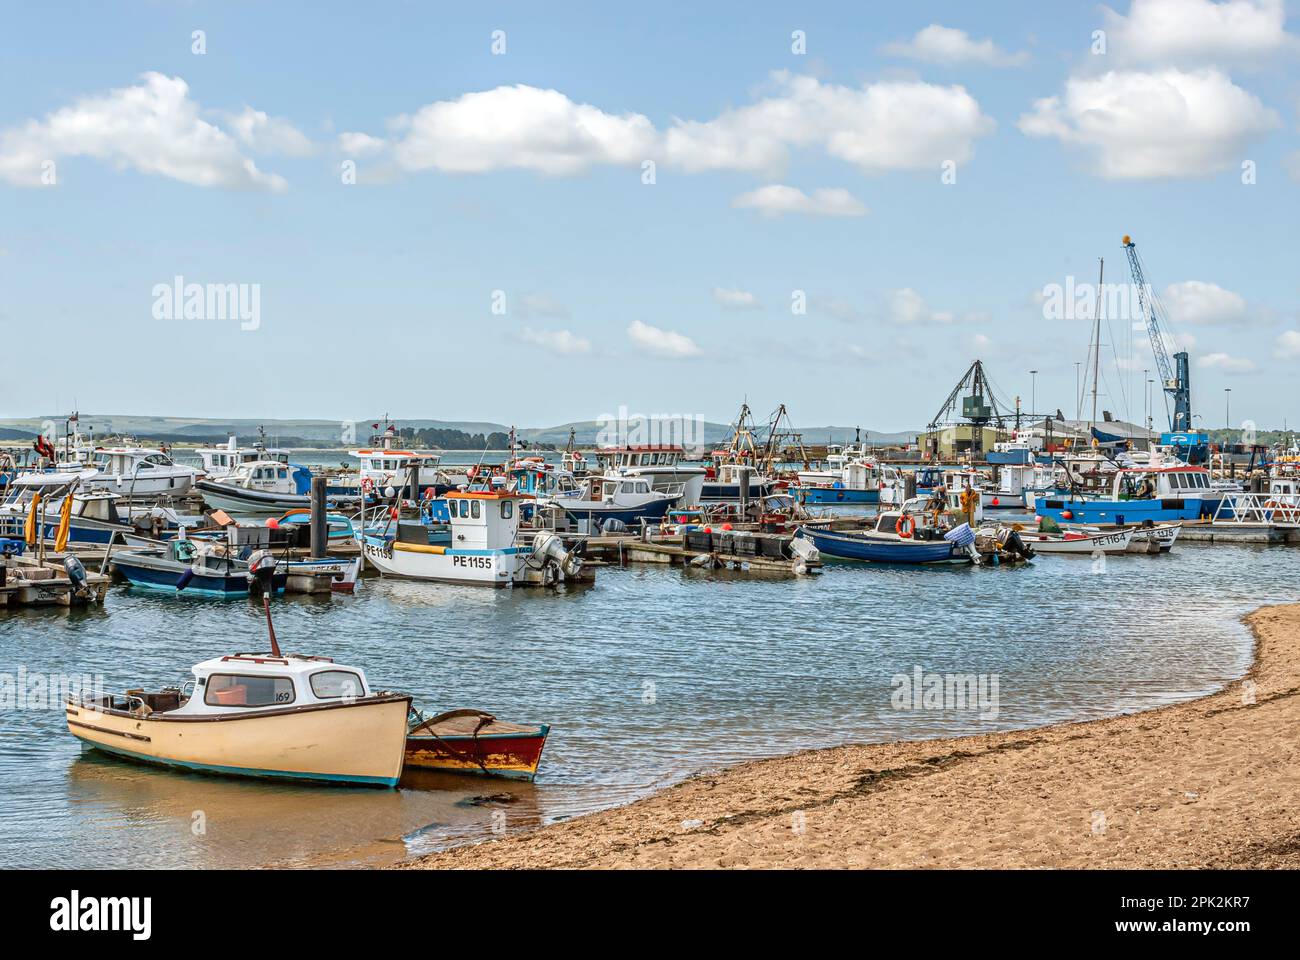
xmin=1029 ymin=370 xmax=1038 ymax=420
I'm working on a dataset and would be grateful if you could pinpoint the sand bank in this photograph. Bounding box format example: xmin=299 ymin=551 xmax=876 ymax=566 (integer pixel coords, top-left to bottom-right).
xmin=404 ymin=605 xmax=1300 ymax=869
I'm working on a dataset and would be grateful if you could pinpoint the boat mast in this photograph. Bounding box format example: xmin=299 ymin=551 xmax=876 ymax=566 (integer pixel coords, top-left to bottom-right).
xmin=1089 ymin=258 xmax=1104 ymax=435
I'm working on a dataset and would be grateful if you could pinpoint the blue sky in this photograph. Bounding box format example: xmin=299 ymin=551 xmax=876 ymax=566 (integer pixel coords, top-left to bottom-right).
xmin=1 ymin=0 xmax=1297 ymax=430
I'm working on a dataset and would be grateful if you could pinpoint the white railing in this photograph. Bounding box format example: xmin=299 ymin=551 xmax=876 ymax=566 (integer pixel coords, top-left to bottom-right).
xmin=1213 ymin=493 xmax=1300 ymax=525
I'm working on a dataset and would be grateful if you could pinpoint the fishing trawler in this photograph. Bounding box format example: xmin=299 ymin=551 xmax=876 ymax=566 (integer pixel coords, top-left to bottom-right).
xmin=362 ymin=489 xmax=584 ymax=587
xmin=1034 ymin=464 xmax=1219 ymax=525
xmin=593 ymin=445 xmax=706 ymax=504
xmin=789 ymin=445 xmax=882 ymax=505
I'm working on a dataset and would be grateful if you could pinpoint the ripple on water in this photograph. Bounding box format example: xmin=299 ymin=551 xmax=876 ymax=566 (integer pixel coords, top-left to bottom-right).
xmin=0 ymin=541 xmax=1294 ymax=868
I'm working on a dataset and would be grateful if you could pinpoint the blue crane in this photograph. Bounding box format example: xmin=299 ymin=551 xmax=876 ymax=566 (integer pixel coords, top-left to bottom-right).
xmin=1122 ymin=235 xmax=1192 ymax=434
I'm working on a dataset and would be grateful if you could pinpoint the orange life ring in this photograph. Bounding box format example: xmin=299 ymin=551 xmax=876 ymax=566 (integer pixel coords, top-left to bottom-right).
xmin=360 ymin=477 xmax=375 ymax=493
xmin=895 ymin=514 xmax=916 ymax=539
xmin=422 ymin=486 xmax=435 ymax=501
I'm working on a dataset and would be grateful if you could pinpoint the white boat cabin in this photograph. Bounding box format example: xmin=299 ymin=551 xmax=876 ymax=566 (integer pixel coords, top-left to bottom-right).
xmin=155 ymin=653 xmax=374 ymax=716
xmin=444 ymin=490 xmax=527 ymax=550
xmin=197 ymin=437 xmax=289 ymax=477
xmin=350 ymin=449 xmax=443 ymax=492
xmin=1112 ymin=466 xmax=1212 ymax=500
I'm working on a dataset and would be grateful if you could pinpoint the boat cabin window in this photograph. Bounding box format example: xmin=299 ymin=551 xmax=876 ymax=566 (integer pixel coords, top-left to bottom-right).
xmin=278 ymin=469 xmax=288 ymax=480
xmin=204 ymin=673 xmax=295 ymax=707
xmin=144 ymin=454 xmax=172 ymax=466
xmin=471 ymin=500 xmax=481 ymax=519
xmin=309 ymin=670 xmax=364 ymax=699
xmin=500 ymin=500 xmax=513 ymax=519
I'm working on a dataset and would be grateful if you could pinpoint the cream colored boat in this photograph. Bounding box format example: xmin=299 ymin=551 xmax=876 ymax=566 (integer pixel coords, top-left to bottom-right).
xmin=65 ymin=652 xmax=411 ymax=787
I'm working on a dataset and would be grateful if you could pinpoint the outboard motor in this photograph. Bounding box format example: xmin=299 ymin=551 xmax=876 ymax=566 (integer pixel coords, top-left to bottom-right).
xmin=246 ymin=549 xmax=278 ymax=595
xmin=531 ymin=532 xmax=583 ymax=582
xmin=601 ymin=517 xmax=628 ymax=535
xmin=63 ymin=555 xmax=88 ymax=596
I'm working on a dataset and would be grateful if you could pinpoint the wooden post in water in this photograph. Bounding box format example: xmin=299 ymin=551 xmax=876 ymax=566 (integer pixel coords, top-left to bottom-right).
xmin=310 ymin=476 xmax=327 ymax=559
xmin=737 ymin=466 xmax=750 ymax=518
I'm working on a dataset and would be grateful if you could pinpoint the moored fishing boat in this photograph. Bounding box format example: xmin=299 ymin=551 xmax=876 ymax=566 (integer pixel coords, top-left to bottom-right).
xmin=196 ymin=460 xmax=360 ymax=514
xmin=1034 ymin=464 xmax=1218 ymax=526
xmin=1012 ymin=525 xmax=1136 ymax=554
xmin=111 ymin=539 xmax=287 ymax=597
xmin=362 ymin=489 xmax=584 ymax=587
xmin=405 ymin=707 xmax=549 ymax=781
xmin=65 ymin=652 xmax=410 ymax=786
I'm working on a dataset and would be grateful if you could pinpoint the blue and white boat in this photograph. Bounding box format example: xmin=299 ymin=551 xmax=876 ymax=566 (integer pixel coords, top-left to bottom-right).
xmin=795 ymin=509 xmax=970 ymax=565
xmin=789 ymin=446 xmax=882 ymax=505
xmin=543 ymin=473 xmax=682 ymax=529
xmin=196 ymin=460 xmax=362 ymax=515
xmin=1033 ymin=464 xmax=1219 ymax=525
xmin=0 ymin=470 xmax=198 ymax=545
xmin=112 ymin=539 xmax=287 ymax=597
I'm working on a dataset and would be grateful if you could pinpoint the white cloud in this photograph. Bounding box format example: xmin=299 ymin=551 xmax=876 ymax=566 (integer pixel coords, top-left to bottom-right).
xmin=223 ymin=107 xmax=316 ymax=157
xmin=1018 ymin=68 xmax=1280 ymax=178
xmin=341 ymin=73 xmax=993 ymax=181
xmin=1162 ymin=280 xmax=1250 ymax=325
xmin=626 ymin=320 xmax=701 ymax=358
xmin=885 ymin=288 xmax=958 ymax=325
xmin=383 ymin=84 xmax=656 ymax=175
xmin=731 ymin=184 xmax=867 ymax=218
xmin=711 ymin=287 xmax=761 ymax=310
xmin=1198 ymin=351 xmax=1257 ymax=372
xmin=1275 ymin=330 xmax=1300 ymax=359
xmin=664 ymin=72 xmax=994 ymax=176
xmin=0 ymin=72 xmax=286 ymax=191
xmin=520 ymin=327 xmax=591 ymax=356
xmin=337 ymin=132 xmax=388 ymax=157
xmin=520 ymin=293 xmax=569 ymax=318
xmin=1102 ymin=0 xmax=1294 ymax=65
xmin=883 ymin=24 xmax=1029 ymax=66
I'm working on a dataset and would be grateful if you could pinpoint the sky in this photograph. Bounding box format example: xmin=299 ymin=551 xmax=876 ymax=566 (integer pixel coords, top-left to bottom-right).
xmin=1 ymin=0 xmax=1298 ymax=431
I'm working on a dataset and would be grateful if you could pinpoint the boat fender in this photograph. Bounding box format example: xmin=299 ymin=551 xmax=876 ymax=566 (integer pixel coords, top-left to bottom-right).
xmin=895 ymin=514 xmax=916 ymax=539
xmin=175 ymin=568 xmax=195 ymax=593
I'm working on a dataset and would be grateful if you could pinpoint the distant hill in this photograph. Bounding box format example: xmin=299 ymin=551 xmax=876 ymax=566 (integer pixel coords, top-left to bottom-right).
xmin=0 ymin=414 xmax=921 ymax=448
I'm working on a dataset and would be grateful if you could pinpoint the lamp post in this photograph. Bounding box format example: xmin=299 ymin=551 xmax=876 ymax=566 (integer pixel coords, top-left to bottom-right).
xmin=1029 ymin=370 xmax=1038 ymax=420
xmin=1225 ymin=388 xmax=1231 ymax=432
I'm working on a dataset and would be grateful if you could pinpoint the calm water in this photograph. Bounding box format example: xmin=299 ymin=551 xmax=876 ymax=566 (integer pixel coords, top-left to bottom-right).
xmin=2 ymin=539 xmax=1297 ymax=869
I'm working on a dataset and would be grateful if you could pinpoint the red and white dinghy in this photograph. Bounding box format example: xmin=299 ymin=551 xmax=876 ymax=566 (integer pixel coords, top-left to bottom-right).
xmin=1013 ymin=526 xmax=1136 ymax=554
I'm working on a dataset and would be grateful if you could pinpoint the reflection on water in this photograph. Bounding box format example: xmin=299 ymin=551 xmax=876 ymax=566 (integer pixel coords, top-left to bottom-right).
xmin=2 ymin=541 xmax=1297 ymax=868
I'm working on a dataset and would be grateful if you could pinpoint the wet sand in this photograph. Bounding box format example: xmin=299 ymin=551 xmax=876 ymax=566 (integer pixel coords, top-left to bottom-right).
xmin=403 ymin=604 xmax=1300 ymax=869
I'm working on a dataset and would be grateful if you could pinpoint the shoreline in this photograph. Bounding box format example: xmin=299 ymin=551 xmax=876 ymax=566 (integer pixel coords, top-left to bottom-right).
xmin=402 ymin=603 xmax=1300 ymax=869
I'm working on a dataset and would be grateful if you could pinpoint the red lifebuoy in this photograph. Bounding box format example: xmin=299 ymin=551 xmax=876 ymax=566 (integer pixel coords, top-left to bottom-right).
xmin=895 ymin=514 xmax=916 ymax=539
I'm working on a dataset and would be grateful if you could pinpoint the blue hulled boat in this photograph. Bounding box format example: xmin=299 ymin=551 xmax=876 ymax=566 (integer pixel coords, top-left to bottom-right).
xmin=112 ymin=539 xmax=287 ymax=597
xmin=1033 ymin=465 xmax=1219 ymax=525
xmin=795 ymin=522 xmax=967 ymax=565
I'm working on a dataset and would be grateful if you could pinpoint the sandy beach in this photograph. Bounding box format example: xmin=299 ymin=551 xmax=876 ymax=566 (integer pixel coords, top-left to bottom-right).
xmin=404 ymin=604 xmax=1300 ymax=869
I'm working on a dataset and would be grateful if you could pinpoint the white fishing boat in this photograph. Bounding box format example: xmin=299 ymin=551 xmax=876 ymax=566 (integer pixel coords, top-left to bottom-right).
xmin=542 ymin=472 xmax=684 ymax=531
xmin=594 ymin=445 xmax=706 ymax=504
xmin=80 ymin=447 xmax=199 ymax=498
xmin=195 ymin=433 xmax=290 ymax=478
xmin=362 ymin=489 xmax=584 ymax=587
xmin=1012 ymin=525 xmax=1135 ymax=554
xmin=66 ymin=650 xmax=409 ymax=786
xmin=195 ymin=460 xmax=359 ymax=514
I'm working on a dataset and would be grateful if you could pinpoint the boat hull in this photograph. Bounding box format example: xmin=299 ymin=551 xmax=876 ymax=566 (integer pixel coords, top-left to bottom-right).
xmin=557 ymin=497 xmax=675 ymax=526
xmin=113 ymin=555 xmax=287 ymax=597
xmin=789 ymin=486 xmax=880 ymax=505
xmin=361 ymin=535 xmax=526 ymax=586
xmin=66 ymin=695 xmax=411 ymax=787
xmin=1018 ymin=528 xmax=1134 ymax=554
xmin=795 ymin=525 xmax=966 ymax=564
xmin=405 ymin=724 xmax=549 ymax=781
xmin=1034 ymin=496 xmax=1212 ymax=525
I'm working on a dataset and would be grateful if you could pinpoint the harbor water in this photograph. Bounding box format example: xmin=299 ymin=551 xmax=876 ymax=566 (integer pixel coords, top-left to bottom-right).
xmin=2 ymin=535 xmax=1297 ymax=869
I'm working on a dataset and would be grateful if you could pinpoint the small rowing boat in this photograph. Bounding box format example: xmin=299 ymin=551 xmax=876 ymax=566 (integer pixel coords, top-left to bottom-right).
xmin=405 ymin=708 xmax=549 ymax=781
xmin=1012 ymin=525 xmax=1135 ymax=554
